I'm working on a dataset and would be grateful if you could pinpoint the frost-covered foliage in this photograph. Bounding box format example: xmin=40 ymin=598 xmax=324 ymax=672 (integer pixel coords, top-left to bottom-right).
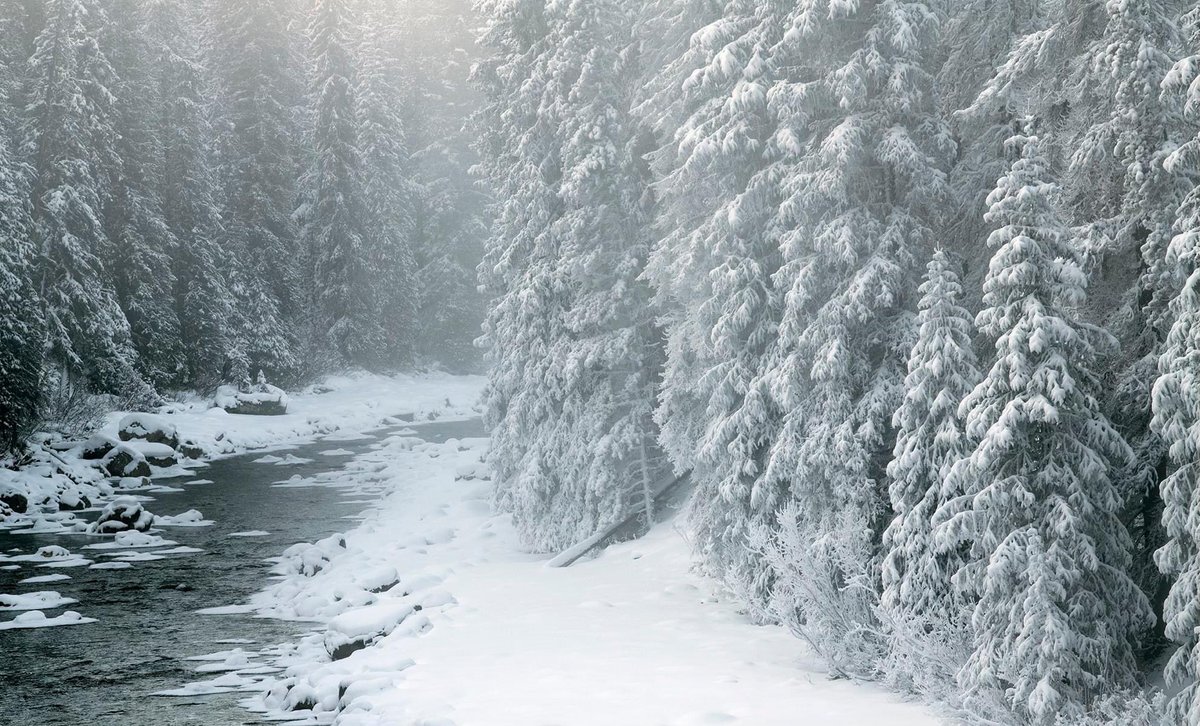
xmin=1150 ymin=8 xmax=1200 ymax=723
xmin=476 ymin=0 xmax=668 ymax=552
xmin=882 ymin=251 xmax=979 ymax=653
xmin=642 ymin=0 xmax=787 ymax=604
xmin=760 ymin=0 xmax=952 ymax=647
xmin=935 ymin=133 xmax=1152 ymax=723
xmin=473 ymin=0 xmax=1200 ymax=721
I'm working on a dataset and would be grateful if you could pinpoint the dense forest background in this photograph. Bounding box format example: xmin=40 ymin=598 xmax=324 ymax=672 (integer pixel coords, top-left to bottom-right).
xmin=0 ymin=0 xmax=487 ymax=449
xmin=472 ymin=0 xmax=1200 ymax=723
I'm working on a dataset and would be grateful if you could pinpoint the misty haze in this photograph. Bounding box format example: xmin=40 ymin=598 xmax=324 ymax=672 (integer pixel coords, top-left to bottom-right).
xmin=1 ymin=1 xmax=1200 ymax=725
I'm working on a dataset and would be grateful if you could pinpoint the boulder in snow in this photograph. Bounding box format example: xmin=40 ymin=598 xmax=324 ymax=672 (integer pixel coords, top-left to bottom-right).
xmin=118 ymin=413 xmax=180 ymax=449
xmin=89 ymin=498 xmax=154 ymax=534
xmin=100 ymin=445 xmax=152 ymax=479
xmin=216 ymin=372 xmax=289 ymax=416
xmin=178 ymin=439 xmax=205 ymax=460
xmin=0 ymin=489 xmax=28 ymax=515
xmin=80 ymin=434 xmax=120 ymax=461
xmin=123 ymin=440 xmax=178 ymax=468
xmin=216 ymin=384 xmax=289 ymax=416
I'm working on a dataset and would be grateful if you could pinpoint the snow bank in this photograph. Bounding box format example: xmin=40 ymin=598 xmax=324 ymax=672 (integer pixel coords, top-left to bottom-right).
xmin=0 ymin=371 xmax=485 ymax=526
xmin=218 ymin=417 xmax=938 ymax=726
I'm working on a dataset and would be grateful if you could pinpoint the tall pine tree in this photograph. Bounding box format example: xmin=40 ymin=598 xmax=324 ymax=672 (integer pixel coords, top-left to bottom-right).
xmin=21 ymin=0 xmax=143 ymax=395
xmin=882 ymin=250 xmax=979 ymax=633
xmin=209 ymin=0 xmax=304 ymax=381
xmin=300 ymin=0 xmax=379 ymax=367
xmin=935 ymin=133 xmax=1152 ymax=723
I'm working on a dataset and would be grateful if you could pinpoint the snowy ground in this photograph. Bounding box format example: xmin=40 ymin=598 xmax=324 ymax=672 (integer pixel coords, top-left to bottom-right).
xmin=168 ymin=382 xmax=945 ymax=726
xmin=4 ymin=372 xmax=942 ymax=723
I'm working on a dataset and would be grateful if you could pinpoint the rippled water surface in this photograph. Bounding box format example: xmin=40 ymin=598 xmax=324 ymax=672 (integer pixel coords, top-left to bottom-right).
xmin=0 ymin=417 xmax=485 ymax=725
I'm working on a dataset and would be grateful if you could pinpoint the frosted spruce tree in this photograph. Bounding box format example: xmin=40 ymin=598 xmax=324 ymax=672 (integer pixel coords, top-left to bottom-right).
xmin=475 ymin=0 xmax=572 ymax=549
xmin=144 ymin=0 xmax=243 ymax=390
xmin=21 ymin=0 xmax=143 ymax=394
xmin=641 ymin=0 xmax=789 ymax=603
xmin=935 ymin=133 xmax=1153 ymax=723
xmin=0 ymin=95 xmax=44 ymax=450
xmin=1079 ymin=0 xmax=1187 ymax=630
xmin=209 ymin=0 xmax=304 ymax=381
xmin=102 ymin=0 xmax=186 ymax=390
xmin=1151 ymin=8 xmax=1200 ymax=720
xmin=478 ymin=0 xmax=667 ymax=551
xmin=518 ymin=0 xmax=668 ymax=550
xmin=881 ymin=250 xmax=979 ymax=640
xmin=356 ymin=2 xmax=418 ymax=369
xmin=760 ymin=0 xmax=954 ymax=668
xmin=1151 ymin=261 xmax=1200 ymax=726
xmin=300 ymin=0 xmax=379 ymax=367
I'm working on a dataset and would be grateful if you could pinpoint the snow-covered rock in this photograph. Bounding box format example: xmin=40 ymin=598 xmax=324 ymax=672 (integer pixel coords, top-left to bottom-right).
xmin=122 ymin=440 xmax=178 ymax=468
xmin=89 ymin=498 xmax=155 ymax=534
xmin=0 ymin=487 xmax=28 ymax=514
xmin=80 ymin=434 xmax=120 ymax=461
xmin=117 ymin=413 xmax=180 ymax=448
xmin=216 ymin=382 xmax=289 ymax=416
xmin=0 ymin=590 xmax=78 ymax=611
xmin=100 ymin=444 xmax=152 ymax=479
xmin=276 ymin=534 xmax=348 ymax=578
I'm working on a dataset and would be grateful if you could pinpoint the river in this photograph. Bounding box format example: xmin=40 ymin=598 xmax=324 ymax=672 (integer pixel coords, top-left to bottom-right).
xmin=0 ymin=417 xmax=485 ymax=725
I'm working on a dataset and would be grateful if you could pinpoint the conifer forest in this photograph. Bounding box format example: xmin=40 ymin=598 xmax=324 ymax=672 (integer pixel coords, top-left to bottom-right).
xmin=3 ymin=1 xmax=1200 ymax=725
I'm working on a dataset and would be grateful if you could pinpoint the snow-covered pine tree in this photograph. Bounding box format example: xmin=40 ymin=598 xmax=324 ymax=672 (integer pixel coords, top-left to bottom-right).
xmin=300 ymin=0 xmax=380 ymax=368
xmin=1151 ymin=255 xmax=1200 ymax=726
xmin=475 ymin=0 xmax=572 ymax=548
xmin=760 ymin=0 xmax=954 ymax=660
xmin=640 ymin=0 xmax=787 ymax=603
xmin=881 ymin=250 xmax=979 ymax=637
xmin=101 ymin=0 xmax=186 ymax=390
xmin=1151 ymin=8 xmax=1200 ymax=720
xmin=1077 ymin=0 xmax=1188 ymax=637
xmin=143 ymin=0 xmax=243 ymax=390
xmin=208 ymin=0 xmax=304 ymax=381
xmin=516 ymin=0 xmax=669 ymax=550
xmin=21 ymin=0 xmax=144 ymax=395
xmin=935 ymin=132 xmax=1153 ymax=723
xmin=0 ymin=87 xmax=44 ymax=451
xmin=381 ymin=0 xmax=485 ymax=368
xmin=355 ymin=1 xmax=419 ymax=370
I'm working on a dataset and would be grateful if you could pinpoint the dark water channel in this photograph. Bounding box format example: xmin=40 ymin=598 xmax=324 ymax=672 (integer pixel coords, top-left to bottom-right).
xmin=0 ymin=417 xmax=485 ymax=726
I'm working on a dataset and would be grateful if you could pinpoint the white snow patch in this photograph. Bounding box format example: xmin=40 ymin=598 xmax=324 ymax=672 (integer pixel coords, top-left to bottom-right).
xmin=0 ymin=591 xmax=78 ymax=611
xmin=19 ymin=573 xmax=71 ymax=585
xmin=0 ymin=610 xmax=96 ymax=630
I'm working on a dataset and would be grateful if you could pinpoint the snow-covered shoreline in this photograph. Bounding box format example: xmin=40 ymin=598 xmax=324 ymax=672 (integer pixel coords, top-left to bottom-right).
xmin=0 ymin=372 xmax=487 ymax=531
xmin=165 ymin=388 xmax=943 ymax=726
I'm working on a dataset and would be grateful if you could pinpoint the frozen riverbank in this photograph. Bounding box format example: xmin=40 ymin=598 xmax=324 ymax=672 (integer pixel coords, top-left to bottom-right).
xmin=212 ymin=404 xmax=942 ymax=725
xmin=0 ymin=372 xmax=487 ymax=530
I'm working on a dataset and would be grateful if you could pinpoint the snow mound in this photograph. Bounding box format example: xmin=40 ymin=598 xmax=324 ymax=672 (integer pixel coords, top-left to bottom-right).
xmin=0 ymin=591 xmax=78 ymax=611
xmin=118 ymin=413 xmax=180 ymax=449
xmin=0 ymin=610 xmax=96 ymax=630
xmin=156 ymin=509 xmax=213 ymax=527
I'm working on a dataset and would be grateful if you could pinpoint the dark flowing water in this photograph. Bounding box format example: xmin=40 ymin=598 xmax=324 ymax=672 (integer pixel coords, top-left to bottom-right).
xmin=0 ymin=417 xmax=485 ymax=725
